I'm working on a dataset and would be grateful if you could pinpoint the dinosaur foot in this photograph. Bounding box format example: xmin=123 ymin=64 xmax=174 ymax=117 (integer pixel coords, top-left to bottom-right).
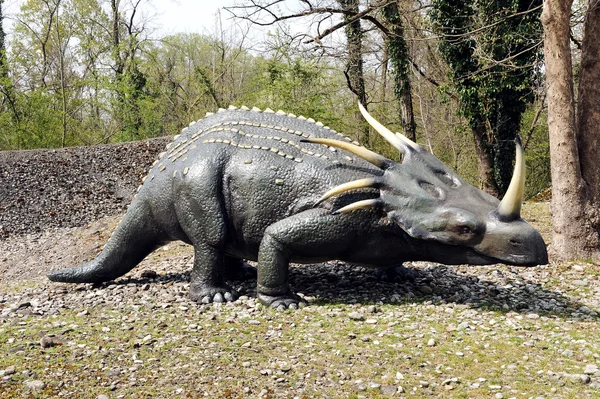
xmin=190 ymin=284 xmax=239 ymax=304
xmin=257 ymin=292 xmax=307 ymax=311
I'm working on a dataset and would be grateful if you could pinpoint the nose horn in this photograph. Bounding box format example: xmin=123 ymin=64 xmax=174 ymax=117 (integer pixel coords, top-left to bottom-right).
xmin=497 ymin=135 xmax=525 ymax=220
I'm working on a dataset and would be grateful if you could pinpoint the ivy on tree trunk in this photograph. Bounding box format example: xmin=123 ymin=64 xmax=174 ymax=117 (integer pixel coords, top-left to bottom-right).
xmin=381 ymin=1 xmax=416 ymax=142
xmin=430 ymin=0 xmax=542 ymax=196
xmin=338 ymin=0 xmax=368 ymax=142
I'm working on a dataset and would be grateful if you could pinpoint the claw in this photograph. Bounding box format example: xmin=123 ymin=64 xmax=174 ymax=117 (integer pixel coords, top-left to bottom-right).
xmin=213 ymin=292 xmax=224 ymax=303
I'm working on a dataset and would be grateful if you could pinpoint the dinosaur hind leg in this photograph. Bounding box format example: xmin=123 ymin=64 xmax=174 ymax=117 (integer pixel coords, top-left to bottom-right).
xmin=48 ymin=201 xmax=164 ymax=283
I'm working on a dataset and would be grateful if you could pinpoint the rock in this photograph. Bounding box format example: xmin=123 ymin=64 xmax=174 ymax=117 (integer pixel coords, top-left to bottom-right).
xmin=279 ymin=362 xmax=291 ymax=372
xmin=348 ymin=312 xmax=364 ymax=321
xmin=141 ymin=269 xmax=158 ymax=279
xmin=584 ymin=364 xmax=599 ymax=375
xmin=565 ymin=373 xmax=591 ymax=384
xmin=97 ymin=395 xmax=109 ymax=399
xmin=367 ymin=305 xmax=378 ymax=313
xmin=3 ymin=366 xmax=16 ymax=375
xmin=427 ymin=338 xmax=436 ymax=347
xmin=562 ymin=349 xmax=574 ymax=357
xmin=418 ymin=285 xmax=433 ymax=295
xmin=380 ymin=385 xmax=398 ymax=396
xmin=25 ymin=380 xmax=46 ymax=390
xmin=354 ymin=383 xmax=367 ymax=392
xmin=457 ymin=322 xmax=470 ymax=330
xmin=40 ymin=335 xmax=61 ymax=348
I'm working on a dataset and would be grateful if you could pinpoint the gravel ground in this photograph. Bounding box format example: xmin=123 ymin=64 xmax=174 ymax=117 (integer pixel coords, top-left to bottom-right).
xmin=1 ymin=140 xmax=599 ymax=398
xmin=0 ymin=137 xmax=171 ymax=238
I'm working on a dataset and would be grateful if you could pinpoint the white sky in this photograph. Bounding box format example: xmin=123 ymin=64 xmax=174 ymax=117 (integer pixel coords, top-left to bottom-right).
xmin=2 ymin=0 xmax=242 ymax=36
xmin=146 ymin=0 xmax=239 ymax=35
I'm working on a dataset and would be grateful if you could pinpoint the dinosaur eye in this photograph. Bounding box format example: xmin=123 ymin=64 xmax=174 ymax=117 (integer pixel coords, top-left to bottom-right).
xmin=457 ymin=225 xmax=472 ymax=235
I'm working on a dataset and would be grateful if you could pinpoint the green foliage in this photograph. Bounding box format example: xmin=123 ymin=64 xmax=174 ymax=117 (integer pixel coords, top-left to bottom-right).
xmin=430 ymin=0 xmax=543 ymax=194
xmin=239 ymin=57 xmax=340 ymax=128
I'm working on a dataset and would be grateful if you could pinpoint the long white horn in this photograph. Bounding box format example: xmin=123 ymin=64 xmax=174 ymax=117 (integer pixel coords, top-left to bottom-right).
xmin=357 ymin=102 xmax=418 ymax=152
xmin=497 ymin=135 xmax=525 ymax=219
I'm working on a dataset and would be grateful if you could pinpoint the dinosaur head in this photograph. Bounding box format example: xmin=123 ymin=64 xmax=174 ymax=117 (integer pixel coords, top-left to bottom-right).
xmin=305 ymin=103 xmax=548 ymax=266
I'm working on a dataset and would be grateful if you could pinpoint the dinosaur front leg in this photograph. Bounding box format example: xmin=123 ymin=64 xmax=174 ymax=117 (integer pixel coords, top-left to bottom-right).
xmin=257 ymin=231 xmax=305 ymax=310
xmin=257 ymin=209 xmax=354 ymax=310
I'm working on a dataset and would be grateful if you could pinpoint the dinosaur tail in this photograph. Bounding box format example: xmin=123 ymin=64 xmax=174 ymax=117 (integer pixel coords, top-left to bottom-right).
xmin=48 ymin=200 xmax=164 ymax=283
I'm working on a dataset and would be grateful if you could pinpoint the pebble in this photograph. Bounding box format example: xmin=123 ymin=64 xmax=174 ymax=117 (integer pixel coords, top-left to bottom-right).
xmin=40 ymin=335 xmax=61 ymax=348
xmin=380 ymin=385 xmax=398 ymax=396
xmin=565 ymin=373 xmax=591 ymax=384
xmin=584 ymin=364 xmax=599 ymax=375
xmin=427 ymin=338 xmax=436 ymax=347
xmin=25 ymin=380 xmax=46 ymax=390
xmin=141 ymin=270 xmax=158 ymax=279
xmin=348 ymin=312 xmax=364 ymax=321
xmin=279 ymin=362 xmax=291 ymax=372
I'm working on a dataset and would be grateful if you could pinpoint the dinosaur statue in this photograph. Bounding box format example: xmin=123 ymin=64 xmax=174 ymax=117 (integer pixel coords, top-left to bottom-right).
xmin=48 ymin=103 xmax=548 ymax=309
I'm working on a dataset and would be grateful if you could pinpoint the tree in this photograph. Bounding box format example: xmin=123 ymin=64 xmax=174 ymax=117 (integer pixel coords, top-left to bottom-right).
xmin=0 ymin=0 xmax=19 ymax=135
xmin=430 ymin=0 xmax=543 ymax=196
xmin=337 ymin=0 xmax=368 ymax=141
xmin=226 ymin=0 xmax=413 ymax=143
xmin=381 ymin=1 xmax=416 ymax=142
xmin=542 ymin=0 xmax=600 ymax=262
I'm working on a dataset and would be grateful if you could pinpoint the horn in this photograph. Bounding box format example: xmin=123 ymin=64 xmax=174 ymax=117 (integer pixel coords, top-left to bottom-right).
xmin=357 ymin=102 xmax=418 ymax=153
xmin=301 ymin=138 xmax=391 ymax=169
xmin=497 ymin=135 xmax=525 ymax=219
xmin=316 ymin=178 xmax=381 ymax=204
xmin=332 ymin=198 xmax=383 ymax=215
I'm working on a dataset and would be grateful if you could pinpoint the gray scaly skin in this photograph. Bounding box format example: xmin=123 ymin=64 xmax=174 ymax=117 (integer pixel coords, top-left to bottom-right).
xmin=48 ymin=104 xmax=548 ymax=309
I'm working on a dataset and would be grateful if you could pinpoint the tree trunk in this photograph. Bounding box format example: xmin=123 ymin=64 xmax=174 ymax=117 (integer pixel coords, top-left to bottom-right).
xmin=382 ymin=1 xmax=417 ymax=142
xmin=576 ymin=0 xmax=600 ymax=211
xmin=111 ymin=0 xmax=125 ymax=131
xmin=0 ymin=0 xmax=22 ymax=147
xmin=542 ymin=0 xmax=600 ymax=261
xmin=0 ymin=0 xmax=6 ymax=81
xmin=380 ymin=41 xmax=388 ymax=104
xmin=472 ymin=123 xmax=499 ymax=196
xmin=338 ymin=0 xmax=368 ymax=142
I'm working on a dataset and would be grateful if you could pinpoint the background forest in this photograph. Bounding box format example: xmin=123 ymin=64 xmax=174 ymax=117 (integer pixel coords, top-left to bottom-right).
xmin=0 ymin=0 xmax=557 ymax=198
